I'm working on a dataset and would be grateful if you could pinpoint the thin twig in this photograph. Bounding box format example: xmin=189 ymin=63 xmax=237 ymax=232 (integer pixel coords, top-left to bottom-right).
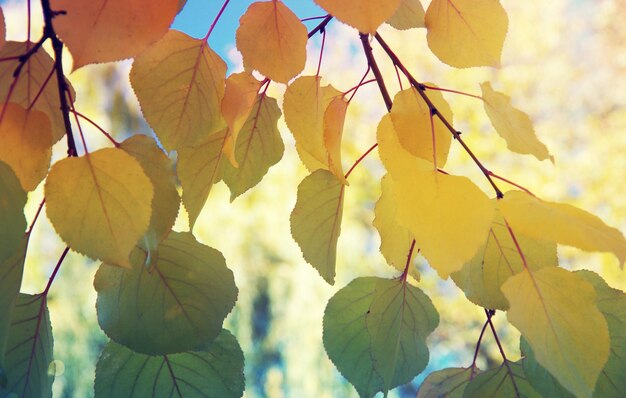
xmin=359 ymin=33 xmax=392 ymax=111
xmin=308 ymin=15 xmax=332 ymax=39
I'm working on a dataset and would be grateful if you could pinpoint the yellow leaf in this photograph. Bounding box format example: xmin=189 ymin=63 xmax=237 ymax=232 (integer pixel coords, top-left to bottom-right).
xmin=314 ymin=0 xmax=402 ymax=34
xmin=221 ymin=72 xmax=262 ymax=167
xmin=481 ymin=82 xmax=553 ymax=162
xmin=451 ymin=209 xmax=557 ymax=310
xmin=177 ymin=129 xmax=228 ymax=229
xmin=390 ymin=86 xmax=453 ymax=167
xmin=0 ymin=161 xmax=27 ymax=265
xmin=502 ymin=267 xmax=610 ymax=397
xmin=499 ymin=190 xmax=626 ymax=267
xmin=0 ymin=42 xmax=75 ymax=143
xmin=425 ymin=0 xmax=508 ymax=68
xmin=323 ymin=95 xmax=349 ymax=182
xmin=373 ymin=174 xmax=419 ymax=281
xmin=45 ymin=148 xmax=153 ymax=267
xmin=377 ymin=115 xmax=494 ymax=278
xmin=283 ymin=75 xmax=341 ymax=172
xmin=51 ymin=0 xmax=178 ymax=69
xmin=236 ymin=1 xmax=307 ymax=83
xmin=222 ymin=95 xmax=284 ymax=201
xmin=386 ymin=0 xmax=425 ymax=30
xmin=120 ymin=135 xmax=180 ymax=246
xmin=130 ymin=30 xmax=227 ymax=151
xmin=0 ymin=103 xmax=52 ymax=191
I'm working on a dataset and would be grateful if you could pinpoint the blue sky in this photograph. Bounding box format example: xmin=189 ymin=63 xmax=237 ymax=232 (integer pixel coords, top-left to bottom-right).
xmin=173 ymin=0 xmax=325 ymax=60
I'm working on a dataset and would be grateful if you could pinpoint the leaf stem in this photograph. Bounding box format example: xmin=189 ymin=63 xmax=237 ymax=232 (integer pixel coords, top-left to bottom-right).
xmin=488 ymin=171 xmax=535 ymax=196
xmin=374 ymin=33 xmax=503 ymax=198
xmin=42 ymin=246 xmax=69 ymax=295
xmin=471 ymin=317 xmax=490 ymax=376
xmin=70 ymin=109 xmax=120 ymax=147
xmin=344 ymin=143 xmax=377 ymax=180
xmin=422 ymin=84 xmax=482 ymax=100
xmin=400 ymin=240 xmax=416 ymax=282
xmin=308 ymin=15 xmax=332 ymax=38
xmin=203 ymin=0 xmax=231 ymax=41
xmin=359 ymin=33 xmax=392 ymax=112
xmin=26 ymin=198 xmax=46 ymax=235
xmin=345 ymin=65 xmax=371 ymax=102
xmin=316 ymin=28 xmax=326 ymax=77
xmin=485 ymin=309 xmax=522 ymax=397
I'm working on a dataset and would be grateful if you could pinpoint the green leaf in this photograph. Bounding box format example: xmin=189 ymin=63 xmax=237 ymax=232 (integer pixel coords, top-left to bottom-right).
xmin=367 ymin=278 xmax=439 ymax=393
xmin=177 ymin=128 xmax=228 ymax=229
xmin=120 ymin=134 xmax=180 ymax=248
xmin=323 ymin=277 xmax=384 ymax=397
xmin=323 ymin=277 xmax=438 ymax=397
xmin=222 ymin=94 xmax=284 ymax=201
xmin=520 ymin=337 xmax=574 ymax=398
xmin=95 ymin=232 xmax=237 ymax=355
xmin=290 ymin=169 xmax=345 ymax=285
xmin=417 ymin=367 xmax=479 ymax=398
xmin=0 ymin=294 xmax=54 ymax=398
xmin=451 ymin=210 xmax=557 ymax=310
xmin=501 ymin=267 xmax=610 ymax=398
xmin=0 ymin=160 xmax=27 ymax=265
xmin=0 ymin=236 xmax=28 ymax=370
xmin=94 ymin=329 xmax=244 ymax=398
xmin=463 ymin=361 xmax=541 ymax=398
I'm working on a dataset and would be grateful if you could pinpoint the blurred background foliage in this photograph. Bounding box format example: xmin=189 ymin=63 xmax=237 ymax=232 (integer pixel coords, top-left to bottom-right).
xmin=3 ymin=0 xmax=626 ymax=396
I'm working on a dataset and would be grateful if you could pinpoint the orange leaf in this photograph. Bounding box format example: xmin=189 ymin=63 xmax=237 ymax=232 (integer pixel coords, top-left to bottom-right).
xmin=323 ymin=96 xmax=349 ymax=182
xmin=50 ymin=0 xmax=178 ymax=69
xmin=314 ymin=0 xmax=402 ymax=34
xmin=0 ymin=8 xmax=5 ymax=50
xmin=236 ymin=1 xmax=307 ymax=83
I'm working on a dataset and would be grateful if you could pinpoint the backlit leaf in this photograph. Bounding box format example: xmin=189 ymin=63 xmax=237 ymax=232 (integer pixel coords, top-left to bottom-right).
xmin=222 ymin=94 xmax=284 ymax=201
xmin=417 ymin=367 xmax=479 ymax=398
xmin=373 ymin=174 xmax=419 ymax=280
xmin=0 ymin=161 xmax=27 ymax=265
xmin=120 ymin=135 xmax=180 ymax=250
xmin=0 ymin=294 xmax=53 ymax=398
xmin=290 ymin=169 xmax=344 ymax=285
xmin=314 ymin=0 xmax=402 ymax=34
xmin=323 ymin=95 xmax=349 ymax=182
xmin=221 ymin=72 xmax=262 ymax=167
xmin=387 ymin=0 xmax=426 ymax=30
xmin=451 ymin=210 xmax=557 ymax=310
xmin=0 ymin=237 xmax=28 ymax=370
xmin=498 ymin=190 xmax=626 ymax=267
xmin=323 ymin=277 xmax=383 ymax=397
xmin=130 ymin=30 xmax=227 ymax=151
xmin=367 ymin=278 xmax=439 ymax=393
xmin=51 ymin=0 xmax=178 ymax=69
xmin=463 ymin=361 xmax=540 ymax=398
xmin=481 ymin=82 xmax=553 ymax=162
xmin=95 ymin=232 xmax=237 ymax=355
xmin=501 ymin=267 xmax=610 ymax=397
xmin=390 ymin=85 xmax=453 ymax=167
xmin=236 ymin=1 xmax=307 ymax=83
xmin=0 ymin=42 xmax=75 ymax=143
xmin=45 ymin=148 xmax=153 ymax=267
xmin=283 ymin=75 xmax=342 ymax=172
xmin=425 ymin=0 xmax=508 ymax=68
xmin=520 ymin=338 xmax=574 ymax=398
xmin=377 ymin=114 xmax=495 ymax=278
xmin=94 ymin=330 xmax=244 ymax=398
xmin=178 ymin=128 xmax=228 ymax=228
xmin=0 ymin=103 xmax=52 ymax=191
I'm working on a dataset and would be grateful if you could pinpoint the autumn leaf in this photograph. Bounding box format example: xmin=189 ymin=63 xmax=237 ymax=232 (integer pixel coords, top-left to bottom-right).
xmin=95 ymin=232 xmax=237 ymax=355
xmin=502 ymin=267 xmax=610 ymax=397
xmin=0 ymin=41 xmax=75 ymax=143
xmin=425 ymin=0 xmax=508 ymax=68
xmin=130 ymin=30 xmax=227 ymax=151
xmin=377 ymin=114 xmax=494 ymax=278
xmin=0 ymin=161 xmax=27 ymax=265
xmin=236 ymin=1 xmax=307 ymax=83
xmin=94 ymin=330 xmax=244 ymax=398
xmin=222 ymin=94 xmax=284 ymax=201
xmin=498 ymin=190 xmax=626 ymax=267
xmin=315 ymin=0 xmax=402 ymax=34
xmin=481 ymin=82 xmax=553 ymax=162
xmin=323 ymin=95 xmax=349 ymax=182
xmin=178 ymin=128 xmax=228 ymax=229
xmin=463 ymin=361 xmax=541 ymax=398
xmin=51 ymin=0 xmax=178 ymax=69
xmin=390 ymin=85 xmax=453 ymax=167
xmin=416 ymin=367 xmax=478 ymax=398
xmin=283 ymin=75 xmax=342 ymax=172
xmin=0 ymin=8 xmax=5 ymax=50
xmin=0 ymin=103 xmax=52 ymax=191
xmin=45 ymin=148 xmax=153 ymax=267
xmin=451 ymin=210 xmax=557 ymax=310
xmin=290 ymin=170 xmax=344 ymax=285
xmin=373 ymin=174 xmax=419 ymax=280
xmin=386 ymin=0 xmax=425 ymax=31
xmin=221 ymin=72 xmax=262 ymax=167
